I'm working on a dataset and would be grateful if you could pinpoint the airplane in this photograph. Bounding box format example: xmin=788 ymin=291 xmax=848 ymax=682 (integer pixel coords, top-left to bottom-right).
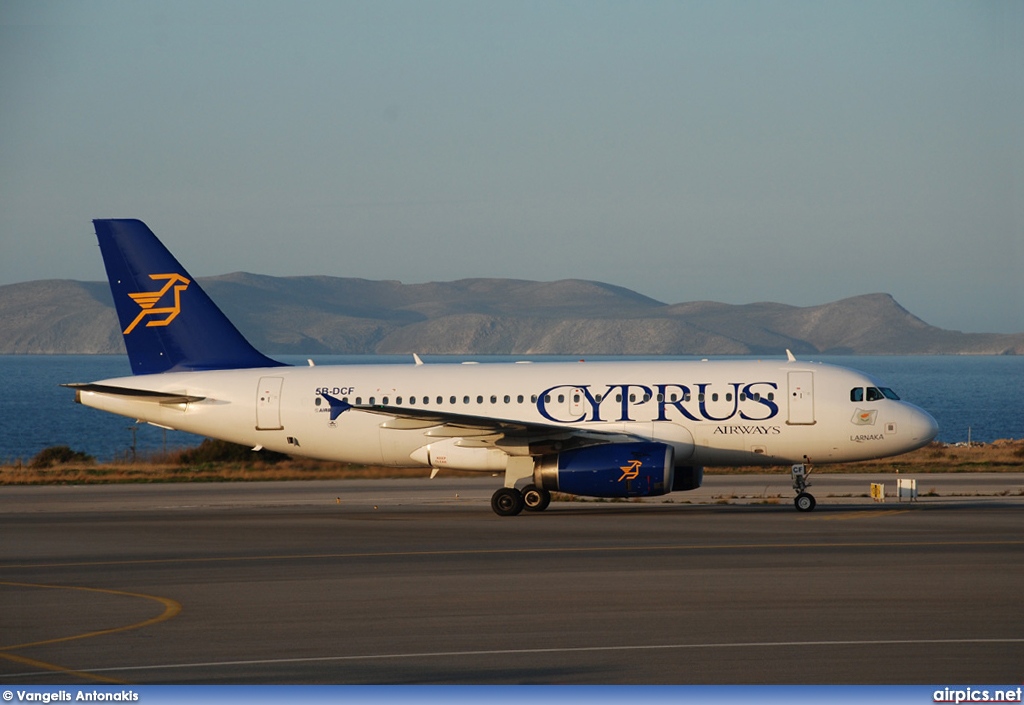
xmin=66 ymin=219 xmax=940 ymax=516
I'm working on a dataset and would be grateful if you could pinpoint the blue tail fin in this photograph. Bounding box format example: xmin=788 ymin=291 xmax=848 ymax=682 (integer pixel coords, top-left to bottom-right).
xmin=94 ymin=219 xmax=285 ymax=375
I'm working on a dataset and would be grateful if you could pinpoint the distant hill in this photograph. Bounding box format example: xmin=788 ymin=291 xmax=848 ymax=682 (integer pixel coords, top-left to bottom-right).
xmin=1 ymin=274 xmax=1021 ymax=356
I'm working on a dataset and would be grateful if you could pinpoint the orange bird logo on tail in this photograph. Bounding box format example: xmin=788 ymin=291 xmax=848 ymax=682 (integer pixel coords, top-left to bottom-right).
xmin=123 ymin=273 xmax=191 ymax=334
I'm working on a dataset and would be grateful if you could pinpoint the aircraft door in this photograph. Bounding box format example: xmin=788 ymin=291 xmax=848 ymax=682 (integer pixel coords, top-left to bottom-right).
xmin=787 ymin=371 xmax=815 ymax=425
xmin=256 ymin=376 xmax=284 ymax=430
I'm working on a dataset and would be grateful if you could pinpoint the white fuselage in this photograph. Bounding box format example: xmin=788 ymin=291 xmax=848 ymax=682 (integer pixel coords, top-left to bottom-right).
xmin=76 ymin=358 xmax=938 ymax=471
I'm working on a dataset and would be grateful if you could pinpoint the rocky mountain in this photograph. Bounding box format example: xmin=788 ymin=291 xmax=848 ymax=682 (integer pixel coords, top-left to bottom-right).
xmin=1 ymin=274 xmax=1021 ymax=356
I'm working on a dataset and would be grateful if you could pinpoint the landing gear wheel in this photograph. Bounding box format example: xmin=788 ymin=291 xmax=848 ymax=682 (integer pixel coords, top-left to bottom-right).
xmin=795 ymin=492 xmax=816 ymax=512
xmin=521 ymin=484 xmax=551 ymax=512
xmin=491 ymin=487 xmax=525 ymax=516
xmin=791 ymin=463 xmax=816 ymax=512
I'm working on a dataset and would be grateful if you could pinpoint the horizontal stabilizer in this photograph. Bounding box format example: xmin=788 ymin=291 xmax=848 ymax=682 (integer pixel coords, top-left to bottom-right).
xmin=63 ymin=383 xmax=206 ymax=405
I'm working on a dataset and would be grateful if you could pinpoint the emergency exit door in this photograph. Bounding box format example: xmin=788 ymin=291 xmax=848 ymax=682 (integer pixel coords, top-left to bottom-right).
xmin=787 ymin=371 xmax=815 ymax=425
xmin=256 ymin=376 xmax=284 ymax=430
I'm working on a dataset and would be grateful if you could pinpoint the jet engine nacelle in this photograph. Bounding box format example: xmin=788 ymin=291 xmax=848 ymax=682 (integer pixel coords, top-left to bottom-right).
xmin=534 ymin=442 xmax=675 ymax=498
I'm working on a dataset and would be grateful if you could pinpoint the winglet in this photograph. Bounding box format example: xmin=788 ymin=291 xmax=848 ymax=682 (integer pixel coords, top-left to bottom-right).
xmin=320 ymin=392 xmax=352 ymax=421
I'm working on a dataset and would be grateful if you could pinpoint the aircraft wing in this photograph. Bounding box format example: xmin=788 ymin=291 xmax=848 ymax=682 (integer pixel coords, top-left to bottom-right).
xmin=323 ymin=393 xmax=639 ymax=452
xmin=360 ymin=403 xmax=542 ymax=432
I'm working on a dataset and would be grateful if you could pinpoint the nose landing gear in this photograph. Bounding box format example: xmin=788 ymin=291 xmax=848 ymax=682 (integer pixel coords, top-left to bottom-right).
xmin=791 ymin=462 xmax=816 ymax=512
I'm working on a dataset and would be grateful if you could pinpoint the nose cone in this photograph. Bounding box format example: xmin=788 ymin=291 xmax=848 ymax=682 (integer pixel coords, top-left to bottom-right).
xmin=905 ymin=403 xmax=940 ymax=451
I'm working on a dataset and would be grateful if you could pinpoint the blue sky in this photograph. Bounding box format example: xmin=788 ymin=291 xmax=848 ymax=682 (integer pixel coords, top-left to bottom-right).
xmin=1 ymin=0 xmax=1021 ymax=333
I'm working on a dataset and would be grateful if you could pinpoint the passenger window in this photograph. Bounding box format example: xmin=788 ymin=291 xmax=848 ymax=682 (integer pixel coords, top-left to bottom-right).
xmin=851 ymin=388 xmax=864 ymax=402
xmin=518 ymin=395 xmax=524 ymax=403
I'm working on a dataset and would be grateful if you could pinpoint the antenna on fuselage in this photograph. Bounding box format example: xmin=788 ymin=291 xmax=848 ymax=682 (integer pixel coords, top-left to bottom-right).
xmin=786 ymin=349 xmax=797 ymax=362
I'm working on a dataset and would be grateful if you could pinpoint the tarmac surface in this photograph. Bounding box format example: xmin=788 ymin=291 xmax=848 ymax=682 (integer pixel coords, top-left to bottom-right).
xmin=1 ymin=474 xmax=1022 ymax=684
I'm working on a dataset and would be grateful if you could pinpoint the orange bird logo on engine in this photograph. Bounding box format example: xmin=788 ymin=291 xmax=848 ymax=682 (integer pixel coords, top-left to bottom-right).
xmin=618 ymin=459 xmax=642 ymax=481
xmin=123 ymin=273 xmax=191 ymax=334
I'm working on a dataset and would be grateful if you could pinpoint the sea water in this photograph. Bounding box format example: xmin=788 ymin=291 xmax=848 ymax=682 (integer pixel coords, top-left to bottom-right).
xmin=1 ymin=354 xmax=1020 ymax=463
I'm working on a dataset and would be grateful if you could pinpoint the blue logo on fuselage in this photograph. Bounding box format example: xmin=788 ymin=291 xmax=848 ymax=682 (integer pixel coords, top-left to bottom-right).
xmin=536 ymin=382 xmax=780 ymax=424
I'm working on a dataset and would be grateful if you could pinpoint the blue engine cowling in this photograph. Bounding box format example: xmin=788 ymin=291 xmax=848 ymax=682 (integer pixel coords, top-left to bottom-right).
xmin=535 ymin=442 xmax=675 ymax=498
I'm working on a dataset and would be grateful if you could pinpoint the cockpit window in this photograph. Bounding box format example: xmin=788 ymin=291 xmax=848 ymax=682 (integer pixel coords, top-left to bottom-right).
xmin=852 ymin=387 xmax=901 ymax=402
xmin=855 ymin=386 xmax=901 ymax=402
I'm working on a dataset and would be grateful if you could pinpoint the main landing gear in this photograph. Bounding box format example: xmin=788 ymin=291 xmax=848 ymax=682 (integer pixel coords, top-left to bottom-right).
xmin=490 ymin=456 xmax=548 ymax=517
xmin=490 ymin=484 xmax=552 ymax=516
xmin=791 ymin=463 xmax=816 ymax=512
